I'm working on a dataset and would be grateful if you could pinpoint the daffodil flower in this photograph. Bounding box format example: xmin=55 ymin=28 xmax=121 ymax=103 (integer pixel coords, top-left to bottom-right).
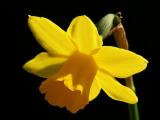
xmin=23 ymin=15 xmax=148 ymax=113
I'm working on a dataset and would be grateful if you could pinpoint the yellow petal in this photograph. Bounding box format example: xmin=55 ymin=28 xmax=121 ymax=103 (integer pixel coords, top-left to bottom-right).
xmin=89 ymin=78 xmax=101 ymax=101
xmin=67 ymin=15 xmax=103 ymax=54
xmin=94 ymin=46 xmax=148 ymax=78
xmin=96 ymin=70 xmax=138 ymax=104
xmin=39 ymin=80 xmax=88 ymax=113
xmin=28 ymin=15 xmax=76 ymax=56
xmin=23 ymin=52 xmax=67 ymax=78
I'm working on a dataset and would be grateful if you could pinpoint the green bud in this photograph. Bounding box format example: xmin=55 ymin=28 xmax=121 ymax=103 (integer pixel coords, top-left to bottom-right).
xmin=96 ymin=13 xmax=122 ymax=39
xmin=96 ymin=13 xmax=115 ymax=38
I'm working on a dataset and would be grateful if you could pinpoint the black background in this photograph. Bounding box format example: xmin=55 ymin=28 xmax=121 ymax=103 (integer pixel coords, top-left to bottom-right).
xmin=5 ymin=0 xmax=159 ymax=119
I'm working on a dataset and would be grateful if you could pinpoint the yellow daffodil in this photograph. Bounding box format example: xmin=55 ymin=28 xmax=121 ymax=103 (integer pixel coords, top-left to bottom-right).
xmin=23 ymin=15 xmax=148 ymax=113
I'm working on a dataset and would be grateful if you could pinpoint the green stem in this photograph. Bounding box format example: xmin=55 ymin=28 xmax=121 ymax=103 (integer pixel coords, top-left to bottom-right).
xmin=128 ymin=103 xmax=140 ymax=120
xmin=126 ymin=77 xmax=139 ymax=120
xmin=97 ymin=13 xmax=140 ymax=120
xmin=113 ymin=22 xmax=140 ymax=120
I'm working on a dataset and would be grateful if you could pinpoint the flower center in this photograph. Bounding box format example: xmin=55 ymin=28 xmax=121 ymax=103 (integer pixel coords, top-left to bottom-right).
xmin=54 ymin=51 xmax=98 ymax=95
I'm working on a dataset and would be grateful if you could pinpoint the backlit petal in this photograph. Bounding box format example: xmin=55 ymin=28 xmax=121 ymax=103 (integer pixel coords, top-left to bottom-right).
xmin=94 ymin=46 xmax=148 ymax=78
xmin=28 ymin=16 xmax=76 ymax=56
xmin=23 ymin=52 xmax=67 ymax=78
xmin=39 ymin=80 xmax=88 ymax=113
xmin=97 ymin=70 xmax=138 ymax=104
xmin=67 ymin=15 xmax=103 ymax=54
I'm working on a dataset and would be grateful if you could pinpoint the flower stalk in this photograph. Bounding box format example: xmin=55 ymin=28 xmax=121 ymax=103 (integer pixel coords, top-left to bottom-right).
xmin=113 ymin=23 xmax=139 ymax=120
xmin=97 ymin=13 xmax=140 ymax=120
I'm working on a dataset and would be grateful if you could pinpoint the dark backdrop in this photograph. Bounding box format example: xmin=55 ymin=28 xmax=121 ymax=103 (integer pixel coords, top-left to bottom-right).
xmin=7 ymin=0 xmax=158 ymax=119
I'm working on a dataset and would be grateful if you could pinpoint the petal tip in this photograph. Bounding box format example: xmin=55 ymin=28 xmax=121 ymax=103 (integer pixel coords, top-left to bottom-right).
xmin=126 ymin=89 xmax=138 ymax=104
xmin=22 ymin=62 xmax=33 ymax=73
xmin=28 ymin=15 xmax=34 ymax=20
xmin=82 ymin=15 xmax=87 ymax=18
xmin=145 ymin=59 xmax=149 ymax=64
xmin=129 ymin=95 xmax=138 ymax=104
xmin=28 ymin=14 xmax=31 ymax=17
xmin=22 ymin=63 xmax=28 ymax=70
